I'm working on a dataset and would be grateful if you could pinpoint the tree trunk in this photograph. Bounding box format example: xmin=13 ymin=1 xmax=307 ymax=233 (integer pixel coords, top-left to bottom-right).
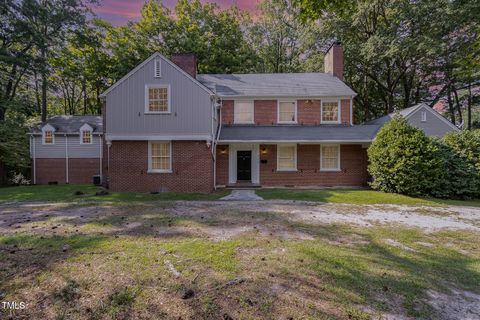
xmin=467 ymin=83 xmax=472 ymax=130
xmin=82 ymin=79 xmax=87 ymax=115
xmin=452 ymin=85 xmax=463 ymax=125
xmin=34 ymin=71 xmax=41 ymax=114
xmin=447 ymin=85 xmax=456 ymax=125
xmin=41 ymin=47 xmax=48 ymax=122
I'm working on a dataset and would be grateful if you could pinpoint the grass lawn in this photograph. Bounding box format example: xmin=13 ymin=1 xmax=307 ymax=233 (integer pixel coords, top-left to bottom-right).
xmin=257 ymin=188 xmax=480 ymax=207
xmin=0 ymin=184 xmax=228 ymax=204
xmin=0 ymin=201 xmax=479 ymax=319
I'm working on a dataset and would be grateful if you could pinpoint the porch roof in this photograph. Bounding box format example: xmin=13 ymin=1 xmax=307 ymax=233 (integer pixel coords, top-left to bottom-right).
xmin=218 ymin=125 xmax=381 ymax=143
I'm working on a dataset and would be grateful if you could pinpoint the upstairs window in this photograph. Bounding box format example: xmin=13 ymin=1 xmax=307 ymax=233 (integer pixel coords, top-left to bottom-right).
xmin=277 ymin=144 xmax=297 ymax=171
xmin=154 ymin=59 xmax=162 ymax=78
xmin=278 ymin=101 xmax=297 ymax=123
xmin=81 ymin=130 xmax=92 ymax=144
xmin=146 ymin=85 xmax=170 ymax=113
xmin=321 ymin=100 xmax=340 ymax=123
xmin=43 ymin=130 xmax=54 ymax=144
xmin=234 ymin=101 xmax=254 ymax=124
xmin=149 ymin=141 xmax=172 ymax=172
xmin=321 ymin=145 xmax=340 ymax=171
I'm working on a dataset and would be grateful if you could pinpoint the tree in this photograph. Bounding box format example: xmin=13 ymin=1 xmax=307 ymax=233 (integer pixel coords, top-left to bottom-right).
xmin=294 ymin=0 xmax=480 ymax=122
xmin=249 ymin=0 xmax=325 ymax=73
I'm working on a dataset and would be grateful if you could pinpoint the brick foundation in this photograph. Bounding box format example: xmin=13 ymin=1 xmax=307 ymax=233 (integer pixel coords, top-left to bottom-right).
xmin=216 ymin=144 xmax=368 ymax=187
xmin=34 ymin=158 xmax=100 ymax=185
xmin=108 ymin=141 xmax=214 ymax=193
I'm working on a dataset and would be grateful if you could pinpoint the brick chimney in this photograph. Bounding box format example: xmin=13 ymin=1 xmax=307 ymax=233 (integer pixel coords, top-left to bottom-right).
xmin=324 ymin=42 xmax=343 ymax=80
xmin=171 ymin=53 xmax=197 ymax=78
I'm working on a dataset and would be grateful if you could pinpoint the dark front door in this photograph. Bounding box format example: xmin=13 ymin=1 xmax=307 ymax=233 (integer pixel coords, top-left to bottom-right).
xmin=237 ymin=151 xmax=252 ymax=181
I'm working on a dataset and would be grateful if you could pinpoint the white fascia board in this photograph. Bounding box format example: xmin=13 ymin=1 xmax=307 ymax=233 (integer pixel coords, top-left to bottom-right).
xmin=218 ymin=95 xmax=355 ymax=100
xmin=106 ymin=134 xmax=213 ymax=141
xmin=218 ymin=139 xmax=372 ymax=143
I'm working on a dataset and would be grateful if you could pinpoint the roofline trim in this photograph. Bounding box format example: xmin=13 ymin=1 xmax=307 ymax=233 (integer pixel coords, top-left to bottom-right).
xmin=99 ymin=52 xmax=214 ymax=98
xmin=217 ymin=95 xmax=356 ymax=100
xmin=105 ymin=134 xmax=213 ymax=141
xmin=218 ymin=139 xmax=373 ymax=143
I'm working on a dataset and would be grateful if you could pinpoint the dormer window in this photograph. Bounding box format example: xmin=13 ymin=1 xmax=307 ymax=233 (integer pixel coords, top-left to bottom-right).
xmin=79 ymin=123 xmax=93 ymax=144
xmin=321 ymin=100 xmax=340 ymax=123
xmin=42 ymin=124 xmax=55 ymax=144
xmin=154 ymin=59 xmax=161 ymax=78
xmin=43 ymin=130 xmax=54 ymax=144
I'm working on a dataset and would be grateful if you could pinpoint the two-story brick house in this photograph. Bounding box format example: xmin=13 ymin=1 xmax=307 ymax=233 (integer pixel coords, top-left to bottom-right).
xmin=98 ymin=43 xmax=457 ymax=193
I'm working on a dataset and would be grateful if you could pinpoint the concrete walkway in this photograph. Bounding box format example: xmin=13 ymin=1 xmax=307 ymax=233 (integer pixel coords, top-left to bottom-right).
xmin=220 ymin=189 xmax=264 ymax=201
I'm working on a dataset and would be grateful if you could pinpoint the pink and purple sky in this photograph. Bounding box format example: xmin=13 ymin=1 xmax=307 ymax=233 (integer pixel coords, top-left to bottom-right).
xmin=93 ymin=0 xmax=260 ymax=26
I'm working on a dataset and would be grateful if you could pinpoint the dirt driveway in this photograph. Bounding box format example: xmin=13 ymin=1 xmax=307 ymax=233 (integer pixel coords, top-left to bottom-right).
xmin=1 ymin=200 xmax=479 ymax=320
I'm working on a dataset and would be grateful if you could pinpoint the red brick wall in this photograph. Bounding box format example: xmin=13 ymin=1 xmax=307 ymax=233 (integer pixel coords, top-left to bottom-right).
xmin=109 ymin=141 xmax=214 ymax=193
xmin=34 ymin=158 xmax=100 ymax=185
xmin=216 ymin=145 xmax=229 ymax=186
xmin=254 ymin=100 xmax=276 ymax=125
xmin=298 ymin=100 xmax=321 ymax=125
xmin=222 ymin=99 xmax=353 ymax=125
xmin=341 ymin=99 xmax=351 ymax=125
xmin=259 ymin=144 xmax=367 ymax=186
xmin=222 ymin=100 xmax=234 ymax=124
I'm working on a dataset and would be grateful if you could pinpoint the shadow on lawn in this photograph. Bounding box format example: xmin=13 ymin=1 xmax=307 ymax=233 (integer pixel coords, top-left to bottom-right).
xmin=0 ymin=202 xmax=479 ymax=319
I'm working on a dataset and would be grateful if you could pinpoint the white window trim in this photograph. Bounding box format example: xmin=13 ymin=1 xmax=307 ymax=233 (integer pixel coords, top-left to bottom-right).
xmin=148 ymin=141 xmax=172 ymax=173
xmin=321 ymin=99 xmax=341 ymax=124
xmin=145 ymin=84 xmax=171 ymax=114
xmin=277 ymin=100 xmax=298 ymax=124
xmin=154 ymin=59 xmax=162 ymax=78
xmin=79 ymin=123 xmax=93 ymax=145
xmin=320 ymin=144 xmax=341 ymax=172
xmin=421 ymin=111 xmax=427 ymax=122
xmin=277 ymin=144 xmax=297 ymax=172
xmin=234 ymin=100 xmax=254 ymax=124
xmin=41 ymin=124 xmax=55 ymax=145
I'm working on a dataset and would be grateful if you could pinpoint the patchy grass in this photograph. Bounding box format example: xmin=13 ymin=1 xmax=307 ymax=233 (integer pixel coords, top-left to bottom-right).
xmin=257 ymin=188 xmax=480 ymax=207
xmin=1 ymin=202 xmax=479 ymax=319
xmin=0 ymin=184 xmax=228 ymax=204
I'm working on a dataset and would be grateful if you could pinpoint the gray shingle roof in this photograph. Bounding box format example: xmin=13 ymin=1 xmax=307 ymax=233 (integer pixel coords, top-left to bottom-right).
xmin=219 ymin=125 xmax=380 ymax=142
xmin=31 ymin=115 xmax=103 ymax=134
xmin=197 ymin=73 xmax=356 ymax=98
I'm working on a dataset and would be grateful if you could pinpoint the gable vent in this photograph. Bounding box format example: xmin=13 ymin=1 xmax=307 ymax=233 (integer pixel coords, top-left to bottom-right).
xmin=154 ymin=59 xmax=161 ymax=78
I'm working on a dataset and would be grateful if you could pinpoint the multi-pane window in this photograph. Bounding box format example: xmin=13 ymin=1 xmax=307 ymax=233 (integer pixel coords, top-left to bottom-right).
xmin=81 ymin=130 xmax=92 ymax=144
xmin=147 ymin=86 xmax=169 ymax=113
xmin=150 ymin=141 xmax=171 ymax=172
xmin=322 ymin=101 xmax=339 ymax=123
xmin=277 ymin=145 xmax=297 ymax=171
xmin=278 ymin=101 xmax=297 ymax=123
xmin=234 ymin=101 xmax=254 ymax=123
xmin=43 ymin=131 xmax=54 ymax=144
xmin=321 ymin=145 xmax=340 ymax=171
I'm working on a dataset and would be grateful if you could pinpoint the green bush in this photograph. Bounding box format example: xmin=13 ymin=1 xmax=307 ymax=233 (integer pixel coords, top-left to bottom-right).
xmin=432 ymin=142 xmax=480 ymax=199
xmin=367 ymin=116 xmax=444 ymax=196
xmin=443 ymin=130 xmax=480 ymax=174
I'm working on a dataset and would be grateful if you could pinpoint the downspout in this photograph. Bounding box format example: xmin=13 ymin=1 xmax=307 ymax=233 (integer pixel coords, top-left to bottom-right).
xmin=213 ymin=98 xmax=222 ymax=190
xmin=65 ymin=134 xmax=69 ymax=184
xmin=32 ymin=135 xmax=36 ymax=185
xmin=99 ymin=134 xmax=103 ymax=179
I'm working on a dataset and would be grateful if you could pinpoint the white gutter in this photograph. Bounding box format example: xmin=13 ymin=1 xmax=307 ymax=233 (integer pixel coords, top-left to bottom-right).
xmin=65 ymin=134 xmax=69 ymax=184
xmin=99 ymin=135 xmax=103 ymax=179
xmin=218 ymin=140 xmax=372 ymax=143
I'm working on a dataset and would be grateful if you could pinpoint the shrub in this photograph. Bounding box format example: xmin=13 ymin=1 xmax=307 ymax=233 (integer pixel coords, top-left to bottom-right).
xmin=443 ymin=130 xmax=480 ymax=174
xmin=367 ymin=116 xmax=444 ymax=196
xmin=432 ymin=142 xmax=480 ymax=199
